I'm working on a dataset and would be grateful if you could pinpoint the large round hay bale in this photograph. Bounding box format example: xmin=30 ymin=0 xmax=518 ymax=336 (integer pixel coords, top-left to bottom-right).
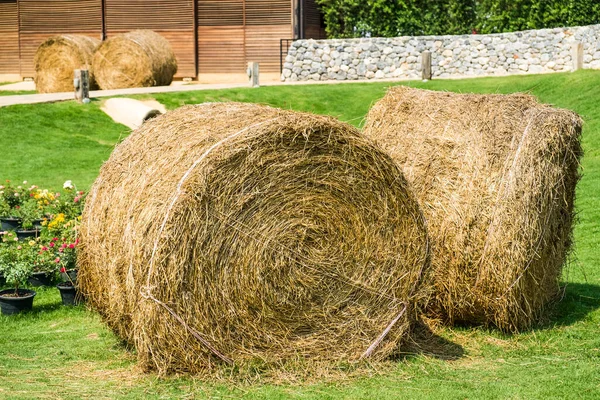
xmin=34 ymin=35 xmax=99 ymax=93
xmin=364 ymin=87 xmax=582 ymax=332
xmin=92 ymin=30 xmax=177 ymax=90
xmin=79 ymin=102 xmax=429 ymax=373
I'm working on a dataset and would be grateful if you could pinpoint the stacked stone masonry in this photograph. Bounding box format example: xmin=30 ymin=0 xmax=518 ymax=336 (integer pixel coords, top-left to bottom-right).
xmin=281 ymin=24 xmax=600 ymax=82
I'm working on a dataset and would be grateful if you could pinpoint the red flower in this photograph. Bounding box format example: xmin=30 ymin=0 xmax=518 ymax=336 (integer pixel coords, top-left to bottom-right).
xmin=49 ymin=242 xmax=55 ymax=248
xmin=60 ymin=267 xmax=66 ymax=273
xmin=52 ymin=237 xmax=58 ymax=242
xmin=68 ymin=243 xmax=75 ymax=249
xmin=41 ymin=246 xmax=48 ymax=251
xmin=54 ymin=257 xmax=60 ymax=263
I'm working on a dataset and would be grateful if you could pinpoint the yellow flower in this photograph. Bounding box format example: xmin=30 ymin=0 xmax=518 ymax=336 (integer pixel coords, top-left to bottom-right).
xmin=48 ymin=213 xmax=66 ymax=230
xmin=28 ymin=240 xmax=36 ymax=246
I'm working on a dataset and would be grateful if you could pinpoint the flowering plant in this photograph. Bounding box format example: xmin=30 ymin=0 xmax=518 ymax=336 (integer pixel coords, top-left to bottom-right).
xmin=11 ymin=198 xmax=44 ymax=230
xmin=35 ymin=237 xmax=78 ymax=274
xmin=0 ymin=180 xmax=33 ymax=217
xmin=42 ymin=213 xmax=81 ymax=243
xmin=0 ymin=179 xmax=85 ymax=287
xmin=0 ymin=231 xmax=35 ymax=293
xmin=54 ymin=189 xmax=86 ymax=221
xmin=39 ymin=181 xmax=86 ymax=242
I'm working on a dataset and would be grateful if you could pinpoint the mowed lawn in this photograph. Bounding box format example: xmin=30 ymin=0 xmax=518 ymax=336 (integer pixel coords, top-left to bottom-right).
xmin=0 ymin=71 xmax=598 ymax=399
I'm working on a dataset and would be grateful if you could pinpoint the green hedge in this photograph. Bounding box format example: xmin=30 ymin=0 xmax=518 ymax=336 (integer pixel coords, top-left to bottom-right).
xmin=315 ymin=0 xmax=600 ymax=38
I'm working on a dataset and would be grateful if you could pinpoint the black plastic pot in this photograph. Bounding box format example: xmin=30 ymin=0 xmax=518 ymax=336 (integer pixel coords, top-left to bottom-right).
xmin=60 ymin=269 xmax=78 ymax=283
xmin=16 ymin=229 xmax=40 ymax=240
xmin=0 ymin=288 xmax=36 ymax=315
xmin=27 ymin=271 xmax=55 ymax=287
xmin=32 ymin=219 xmax=44 ymax=230
xmin=57 ymin=282 xmax=81 ymax=306
xmin=0 ymin=216 xmax=22 ymax=231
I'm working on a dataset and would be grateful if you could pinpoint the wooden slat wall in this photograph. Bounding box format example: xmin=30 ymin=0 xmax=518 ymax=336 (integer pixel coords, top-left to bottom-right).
xmin=245 ymin=0 xmax=291 ymax=72
xmin=104 ymin=0 xmax=196 ymax=78
xmin=18 ymin=0 xmax=102 ymax=77
xmin=198 ymin=27 xmax=245 ymax=73
xmin=0 ymin=0 xmax=19 ymax=74
xmin=245 ymin=25 xmax=290 ymax=71
xmin=245 ymin=0 xmax=290 ymax=25
xmin=198 ymin=0 xmax=243 ymax=26
xmin=304 ymin=0 xmax=326 ymax=39
xmin=197 ymin=0 xmax=244 ymax=73
xmin=197 ymin=0 xmax=292 ymax=74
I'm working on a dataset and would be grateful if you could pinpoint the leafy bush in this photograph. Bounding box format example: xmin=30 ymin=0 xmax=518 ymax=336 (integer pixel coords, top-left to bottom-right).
xmin=0 ymin=232 xmax=35 ymax=291
xmin=315 ymin=0 xmax=600 ymax=38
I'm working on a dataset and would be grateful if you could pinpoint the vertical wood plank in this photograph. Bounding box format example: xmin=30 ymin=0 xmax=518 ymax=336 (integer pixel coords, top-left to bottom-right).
xmin=421 ymin=51 xmax=432 ymax=81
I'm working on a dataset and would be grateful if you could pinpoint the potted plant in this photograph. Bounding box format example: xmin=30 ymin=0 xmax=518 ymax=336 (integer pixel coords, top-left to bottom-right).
xmin=55 ymin=239 xmax=81 ymax=305
xmin=29 ymin=237 xmax=59 ymax=287
xmin=0 ymin=232 xmax=36 ymax=315
xmin=0 ymin=181 xmax=29 ymax=231
xmin=14 ymin=198 xmax=44 ymax=240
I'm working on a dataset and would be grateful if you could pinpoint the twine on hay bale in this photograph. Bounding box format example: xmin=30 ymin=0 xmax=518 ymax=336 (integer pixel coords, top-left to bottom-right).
xmin=92 ymin=30 xmax=177 ymax=90
xmin=78 ymin=102 xmax=430 ymax=374
xmin=34 ymin=35 xmax=99 ymax=93
xmin=364 ymin=87 xmax=582 ymax=332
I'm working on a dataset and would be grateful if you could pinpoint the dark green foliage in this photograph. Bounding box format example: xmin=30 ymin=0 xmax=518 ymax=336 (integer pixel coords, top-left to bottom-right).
xmin=475 ymin=0 xmax=600 ymax=33
xmin=315 ymin=0 xmax=600 ymax=38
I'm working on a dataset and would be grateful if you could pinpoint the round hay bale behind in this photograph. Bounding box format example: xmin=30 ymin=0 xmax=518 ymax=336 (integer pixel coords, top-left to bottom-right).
xmin=34 ymin=35 xmax=100 ymax=93
xmin=364 ymin=87 xmax=582 ymax=332
xmin=79 ymin=102 xmax=429 ymax=373
xmin=92 ymin=30 xmax=177 ymax=90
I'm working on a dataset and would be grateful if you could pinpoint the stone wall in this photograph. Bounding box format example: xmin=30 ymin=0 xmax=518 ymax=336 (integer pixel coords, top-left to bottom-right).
xmin=281 ymin=24 xmax=600 ymax=82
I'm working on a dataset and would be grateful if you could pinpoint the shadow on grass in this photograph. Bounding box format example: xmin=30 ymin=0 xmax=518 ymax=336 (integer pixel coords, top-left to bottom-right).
xmin=433 ymin=282 xmax=600 ymax=335
xmin=27 ymin=299 xmax=64 ymax=314
xmin=539 ymin=282 xmax=600 ymax=329
xmin=397 ymin=319 xmax=465 ymax=361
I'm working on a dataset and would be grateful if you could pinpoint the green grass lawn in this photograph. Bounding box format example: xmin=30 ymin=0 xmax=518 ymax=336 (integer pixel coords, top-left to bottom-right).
xmin=0 ymin=90 xmax=37 ymax=96
xmin=0 ymin=71 xmax=599 ymax=399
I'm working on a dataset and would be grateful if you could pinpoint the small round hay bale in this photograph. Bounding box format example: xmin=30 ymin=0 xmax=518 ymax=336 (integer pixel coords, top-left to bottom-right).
xmin=92 ymin=30 xmax=177 ymax=90
xmin=34 ymin=35 xmax=99 ymax=93
xmin=364 ymin=87 xmax=582 ymax=332
xmin=78 ymin=102 xmax=429 ymax=373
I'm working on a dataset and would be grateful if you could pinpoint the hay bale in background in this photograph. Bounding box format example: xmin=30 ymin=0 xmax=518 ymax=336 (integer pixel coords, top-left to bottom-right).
xmin=364 ymin=87 xmax=582 ymax=332
xmin=79 ymin=102 xmax=429 ymax=373
xmin=92 ymin=30 xmax=177 ymax=90
xmin=34 ymin=35 xmax=99 ymax=93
